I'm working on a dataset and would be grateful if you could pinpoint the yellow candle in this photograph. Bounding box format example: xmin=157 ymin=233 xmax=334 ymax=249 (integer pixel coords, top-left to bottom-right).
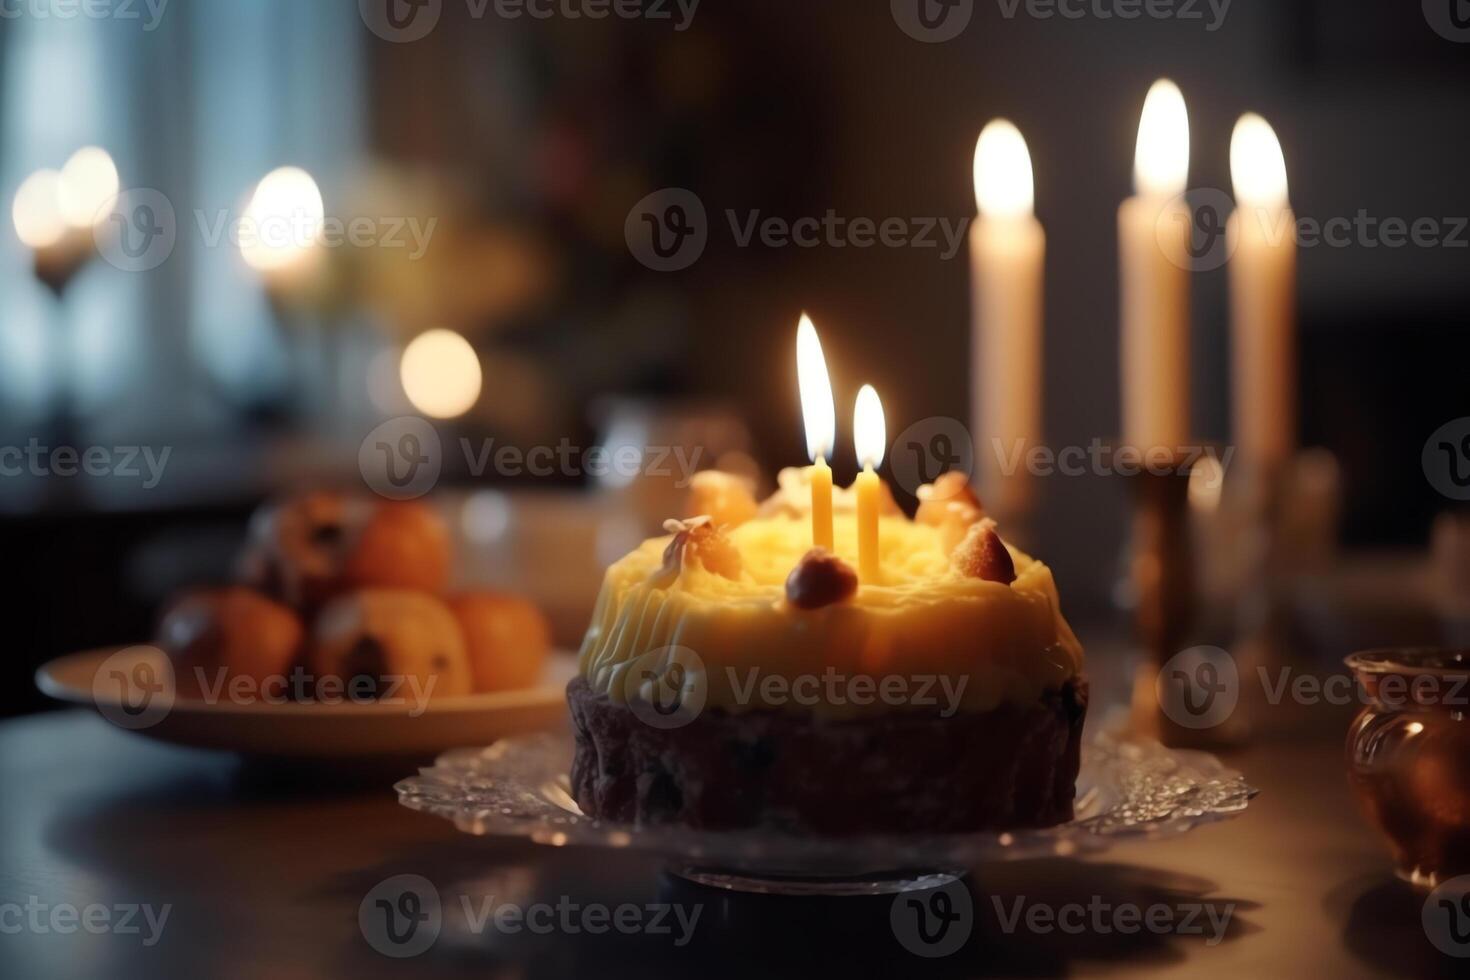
xmin=853 ymin=384 xmax=887 ymax=583
xmin=810 ymin=456 xmax=834 ymax=551
xmin=1228 ymin=113 xmax=1296 ymax=472
xmin=1120 ymin=79 xmax=1191 ymax=455
xmin=971 ymin=119 xmax=1044 ymax=519
xmin=796 ymin=314 xmax=836 ymax=550
xmin=855 ymin=465 xmax=880 ymax=582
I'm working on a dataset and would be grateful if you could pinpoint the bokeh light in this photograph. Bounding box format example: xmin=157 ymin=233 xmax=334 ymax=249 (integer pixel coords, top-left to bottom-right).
xmin=399 ymin=328 xmax=482 ymax=419
xmin=12 ymin=170 xmax=67 ymax=249
xmin=240 ymin=166 xmax=325 ymax=272
xmin=58 ymin=146 xmax=119 ymax=228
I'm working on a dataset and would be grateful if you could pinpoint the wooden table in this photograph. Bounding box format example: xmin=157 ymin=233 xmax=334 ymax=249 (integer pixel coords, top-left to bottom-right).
xmin=0 ymin=701 xmax=1460 ymax=978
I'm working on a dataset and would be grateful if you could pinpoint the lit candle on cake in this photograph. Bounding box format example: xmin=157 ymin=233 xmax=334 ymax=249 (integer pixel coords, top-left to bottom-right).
xmin=1228 ymin=113 xmax=1296 ymax=472
xmin=853 ymin=384 xmax=887 ymax=584
xmin=1120 ymin=79 xmax=1191 ymax=455
xmin=970 ymin=119 xmax=1043 ymax=518
xmin=796 ymin=314 xmax=836 ymax=551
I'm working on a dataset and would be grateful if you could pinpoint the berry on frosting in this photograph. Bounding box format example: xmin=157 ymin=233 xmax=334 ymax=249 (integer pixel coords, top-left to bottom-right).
xmin=785 ymin=548 xmax=859 ymax=610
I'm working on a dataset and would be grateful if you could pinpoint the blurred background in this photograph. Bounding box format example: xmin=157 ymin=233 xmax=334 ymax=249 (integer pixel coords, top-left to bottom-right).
xmin=3 ymin=1 xmax=1469 ymax=717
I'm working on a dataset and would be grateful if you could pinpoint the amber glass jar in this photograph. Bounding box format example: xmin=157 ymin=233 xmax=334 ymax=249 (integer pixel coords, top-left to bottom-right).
xmin=1346 ymin=649 xmax=1470 ymax=888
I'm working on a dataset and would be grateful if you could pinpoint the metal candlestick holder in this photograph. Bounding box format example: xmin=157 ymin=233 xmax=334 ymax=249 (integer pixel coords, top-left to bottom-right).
xmin=1123 ymin=449 xmax=1253 ymax=748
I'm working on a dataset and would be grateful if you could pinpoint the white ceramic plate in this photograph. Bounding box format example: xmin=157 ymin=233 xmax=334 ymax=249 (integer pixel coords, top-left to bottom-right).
xmin=36 ymin=646 xmax=577 ymax=760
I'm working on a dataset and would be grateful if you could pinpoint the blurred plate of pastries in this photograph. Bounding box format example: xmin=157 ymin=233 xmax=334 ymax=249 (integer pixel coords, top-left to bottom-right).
xmin=36 ymin=491 xmax=576 ymax=760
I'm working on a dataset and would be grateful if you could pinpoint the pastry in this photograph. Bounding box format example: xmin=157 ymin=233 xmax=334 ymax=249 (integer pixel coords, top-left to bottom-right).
xmin=156 ymin=588 xmax=303 ymax=700
xmin=450 ymin=592 xmax=552 ymax=692
xmin=309 ymin=590 xmax=472 ymax=701
xmin=241 ymin=493 xmax=450 ymax=607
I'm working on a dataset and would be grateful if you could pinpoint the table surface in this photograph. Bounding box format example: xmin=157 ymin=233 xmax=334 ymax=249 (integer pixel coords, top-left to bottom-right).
xmin=0 ymin=698 xmax=1462 ymax=979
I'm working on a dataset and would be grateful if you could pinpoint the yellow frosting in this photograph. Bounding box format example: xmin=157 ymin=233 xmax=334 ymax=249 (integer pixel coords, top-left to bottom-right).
xmin=577 ymin=513 xmax=1083 ymax=719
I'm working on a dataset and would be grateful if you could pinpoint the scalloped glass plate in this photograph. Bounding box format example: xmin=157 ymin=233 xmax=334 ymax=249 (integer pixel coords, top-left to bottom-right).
xmin=396 ymin=730 xmax=1256 ymax=891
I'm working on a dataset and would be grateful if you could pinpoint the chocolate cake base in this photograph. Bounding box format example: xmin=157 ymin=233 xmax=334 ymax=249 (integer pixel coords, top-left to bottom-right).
xmin=568 ymin=676 xmax=1088 ymax=835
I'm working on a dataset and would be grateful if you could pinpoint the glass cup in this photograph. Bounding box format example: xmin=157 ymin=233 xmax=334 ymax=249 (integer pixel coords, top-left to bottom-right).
xmin=1345 ymin=649 xmax=1470 ymax=889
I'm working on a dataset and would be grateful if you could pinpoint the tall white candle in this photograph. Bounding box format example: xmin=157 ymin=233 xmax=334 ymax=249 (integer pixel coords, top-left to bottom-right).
xmin=1119 ymin=79 xmax=1191 ymax=455
xmin=970 ymin=119 xmax=1044 ymax=517
xmin=1228 ymin=113 xmax=1296 ymax=471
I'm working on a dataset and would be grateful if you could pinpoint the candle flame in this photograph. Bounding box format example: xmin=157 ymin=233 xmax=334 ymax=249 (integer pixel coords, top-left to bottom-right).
xmin=1230 ymin=113 xmax=1289 ymax=210
xmin=240 ymin=166 xmax=326 ymax=272
xmin=1133 ymin=79 xmax=1189 ymax=198
xmin=853 ymin=384 xmax=886 ymax=470
xmin=12 ymin=169 xmax=67 ymax=249
xmin=58 ymin=146 xmax=119 ymax=228
xmin=973 ymin=119 xmax=1034 ymax=219
xmin=796 ymin=313 xmax=836 ymax=462
xmin=400 ymin=328 xmax=483 ymax=420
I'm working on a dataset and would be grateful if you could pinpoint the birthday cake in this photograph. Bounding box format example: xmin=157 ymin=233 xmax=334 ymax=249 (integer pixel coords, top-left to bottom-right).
xmin=568 ymin=469 xmax=1087 ymax=835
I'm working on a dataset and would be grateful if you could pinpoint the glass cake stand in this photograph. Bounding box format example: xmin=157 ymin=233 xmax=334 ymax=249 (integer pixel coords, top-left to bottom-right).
xmin=395 ymin=731 xmax=1255 ymax=896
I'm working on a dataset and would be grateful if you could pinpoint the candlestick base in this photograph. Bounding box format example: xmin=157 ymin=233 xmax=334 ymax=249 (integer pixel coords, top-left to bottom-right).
xmin=1117 ymin=450 xmax=1245 ymax=749
xmin=1128 ymin=457 xmax=1195 ymax=660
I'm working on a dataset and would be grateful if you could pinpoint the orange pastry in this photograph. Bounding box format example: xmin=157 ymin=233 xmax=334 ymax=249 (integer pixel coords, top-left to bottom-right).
xmin=341 ymin=501 xmax=452 ymax=595
xmin=310 ymin=590 xmax=473 ymax=701
xmin=241 ymin=493 xmax=452 ymax=607
xmin=239 ymin=491 xmax=371 ymax=608
xmin=449 ymin=592 xmax=551 ymax=693
xmin=156 ymin=587 xmax=303 ymax=700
